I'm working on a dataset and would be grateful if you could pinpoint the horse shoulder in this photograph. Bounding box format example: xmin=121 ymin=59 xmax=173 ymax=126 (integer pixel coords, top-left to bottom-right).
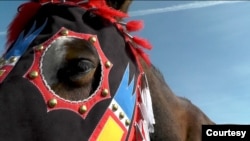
xmin=178 ymin=97 xmax=215 ymax=141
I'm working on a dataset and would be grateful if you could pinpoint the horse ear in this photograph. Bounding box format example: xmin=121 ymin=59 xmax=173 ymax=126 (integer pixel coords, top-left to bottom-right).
xmin=106 ymin=0 xmax=132 ymax=13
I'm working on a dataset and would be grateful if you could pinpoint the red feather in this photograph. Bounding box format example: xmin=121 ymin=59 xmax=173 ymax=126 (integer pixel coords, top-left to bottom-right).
xmin=97 ymin=7 xmax=128 ymax=20
xmin=126 ymin=20 xmax=144 ymax=32
xmin=132 ymin=36 xmax=152 ymax=50
xmin=136 ymin=47 xmax=151 ymax=66
xmin=129 ymin=43 xmax=151 ymax=66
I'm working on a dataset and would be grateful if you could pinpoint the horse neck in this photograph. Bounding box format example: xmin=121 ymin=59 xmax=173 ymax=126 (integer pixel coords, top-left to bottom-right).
xmin=139 ymin=58 xmax=177 ymax=100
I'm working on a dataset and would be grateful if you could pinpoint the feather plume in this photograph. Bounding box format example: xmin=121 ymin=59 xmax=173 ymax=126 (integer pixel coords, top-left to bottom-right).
xmin=7 ymin=2 xmax=41 ymax=47
xmin=136 ymin=47 xmax=151 ymax=65
xmin=96 ymin=7 xmax=128 ymax=21
xmin=126 ymin=20 xmax=144 ymax=32
xmin=132 ymin=36 xmax=152 ymax=50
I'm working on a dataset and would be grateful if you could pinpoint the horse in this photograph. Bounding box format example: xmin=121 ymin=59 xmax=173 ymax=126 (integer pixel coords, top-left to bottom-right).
xmin=0 ymin=0 xmax=214 ymax=140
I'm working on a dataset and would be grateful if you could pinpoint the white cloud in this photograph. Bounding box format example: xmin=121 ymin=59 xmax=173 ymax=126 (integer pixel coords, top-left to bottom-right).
xmin=129 ymin=1 xmax=242 ymax=17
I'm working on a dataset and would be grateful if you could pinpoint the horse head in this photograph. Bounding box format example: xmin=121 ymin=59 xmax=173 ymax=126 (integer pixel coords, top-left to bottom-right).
xmin=0 ymin=0 xmax=155 ymax=140
xmin=0 ymin=1 xmax=214 ymax=141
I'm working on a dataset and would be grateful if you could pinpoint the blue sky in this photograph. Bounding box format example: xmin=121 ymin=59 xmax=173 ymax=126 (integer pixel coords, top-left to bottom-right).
xmin=1 ymin=1 xmax=250 ymax=124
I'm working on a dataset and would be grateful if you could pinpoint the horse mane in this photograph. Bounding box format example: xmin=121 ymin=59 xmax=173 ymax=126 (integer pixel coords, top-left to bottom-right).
xmin=151 ymin=65 xmax=167 ymax=84
xmin=150 ymin=62 xmax=215 ymax=125
xmin=6 ymin=0 xmax=152 ymax=65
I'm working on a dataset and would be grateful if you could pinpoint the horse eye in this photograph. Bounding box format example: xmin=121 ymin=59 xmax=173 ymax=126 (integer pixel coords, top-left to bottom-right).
xmin=66 ymin=59 xmax=95 ymax=75
xmin=76 ymin=60 xmax=95 ymax=73
xmin=57 ymin=59 xmax=95 ymax=82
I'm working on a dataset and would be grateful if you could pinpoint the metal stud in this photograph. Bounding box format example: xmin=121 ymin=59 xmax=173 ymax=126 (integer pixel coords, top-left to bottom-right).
xmin=48 ymin=98 xmax=57 ymax=108
xmin=61 ymin=29 xmax=69 ymax=36
xmin=35 ymin=45 xmax=44 ymax=51
xmin=0 ymin=69 xmax=5 ymax=76
xmin=9 ymin=56 xmax=18 ymax=63
xmin=101 ymin=89 xmax=109 ymax=97
xmin=125 ymin=119 xmax=130 ymax=126
xmin=79 ymin=105 xmax=87 ymax=114
xmin=88 ymin=36 xmax=97 ymax=43
xmin=29 ymin=71 xmax=39 ymax=79
xmin=119 ymin=112 xmax=125 ymax=119
xmin=112 ymin=104 xmax=118 ymax=111
xmin=105 ymin=61 xmax=111 ymax=68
